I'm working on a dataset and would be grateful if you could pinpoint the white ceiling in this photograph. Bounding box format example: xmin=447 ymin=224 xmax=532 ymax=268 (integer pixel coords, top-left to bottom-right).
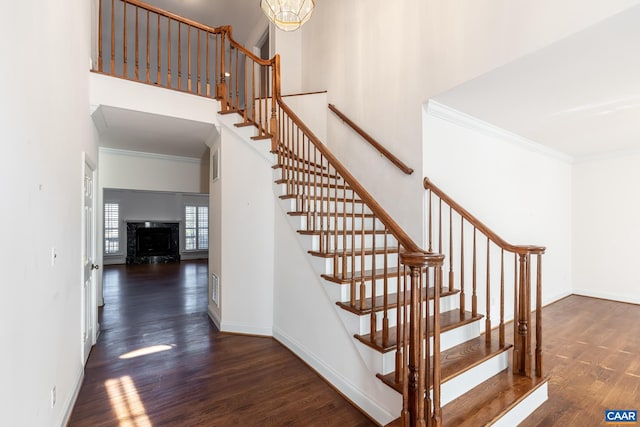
xmin=433 ymin=5 xmax=640 ymax=159
xmin=95 ymin=105 xmax=216 ymax=159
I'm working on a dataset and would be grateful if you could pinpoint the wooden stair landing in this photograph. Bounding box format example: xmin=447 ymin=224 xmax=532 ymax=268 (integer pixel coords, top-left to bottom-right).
xmin=377 ymin=334 xmax=511 ymax=391
xmin=357 ymin=309 xmax=482 ymax=353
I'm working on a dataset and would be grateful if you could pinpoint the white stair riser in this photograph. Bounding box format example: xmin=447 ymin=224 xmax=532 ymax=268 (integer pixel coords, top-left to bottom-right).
xmin=322 ymin=275 xmax=400 ymax=302
xmin=492 ymin=382 xmax=548 ymax=427
xmin=439 ymin=351 xmax=509 ymax=406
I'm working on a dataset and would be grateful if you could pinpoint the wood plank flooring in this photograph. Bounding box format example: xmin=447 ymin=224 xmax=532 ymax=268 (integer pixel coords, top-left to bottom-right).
xmin=68 ymin=260 xmax=375 ymax=427
xmin=520 ymin=295 xmax=640 ymax=427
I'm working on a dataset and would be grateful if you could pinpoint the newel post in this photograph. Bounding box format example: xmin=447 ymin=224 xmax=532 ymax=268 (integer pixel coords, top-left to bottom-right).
xmin=399 ymin=252 xmax=444 ymax=427
xmin=514 ymin=252 xmax=532 ymax=377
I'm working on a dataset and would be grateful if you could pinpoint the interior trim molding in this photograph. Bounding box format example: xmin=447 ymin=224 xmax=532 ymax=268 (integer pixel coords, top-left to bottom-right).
xmin=99 ymin=147 xmax=202 ymax=164
xmin=58 ymin=368 xmax=84 ymax=427
xmin=273 ymin=326 xmax=397 ymax=426
xmin=426 ymin=100 xmax=574 ymax=164
xmin=572 ymin=289 xmax=640 ymax=306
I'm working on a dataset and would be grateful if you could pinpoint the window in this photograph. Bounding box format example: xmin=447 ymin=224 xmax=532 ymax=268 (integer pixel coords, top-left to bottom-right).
xmin=185 ymin=205 xmax=208 ymax=250
xmin=104 ymin=202 xmax=120 ymax=254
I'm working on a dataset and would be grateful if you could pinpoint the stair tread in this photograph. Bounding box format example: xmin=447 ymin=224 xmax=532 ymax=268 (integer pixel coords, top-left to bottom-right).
xmin=276 ymin=179 xmax=350 ymax=190
xmin=309 ymin=246 xmax=400 ymax=258
xmin=321 ymin=267 xmax=400 ymax=284
xmin=280 ymin=194 xmax=365 ymax=203
xmin=358 ymin=309 xmax=484 ymax=353
xmin=441 ymin=371 xmax=548 ymax=427
xmin=377 ymin=334 xmax=511 ymax=390
xmin=288 ymin=211 xmax=375 ymax=218
xmin=336 ymin=287 xmax=459 ymax=315
xmin=299 ymin=227 xmax=384 ymax=236
xmin=273 ymin=163 xmax=337 ymax=177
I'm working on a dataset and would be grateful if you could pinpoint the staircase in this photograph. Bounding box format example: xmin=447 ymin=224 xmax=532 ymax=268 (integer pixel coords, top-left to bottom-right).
xmin=96 ymin=1 xmax=549 ymax=425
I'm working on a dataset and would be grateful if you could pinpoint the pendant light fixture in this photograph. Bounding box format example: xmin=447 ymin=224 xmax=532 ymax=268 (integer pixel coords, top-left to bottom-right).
xmin=260 ymin=0 xmax=315 ymax=32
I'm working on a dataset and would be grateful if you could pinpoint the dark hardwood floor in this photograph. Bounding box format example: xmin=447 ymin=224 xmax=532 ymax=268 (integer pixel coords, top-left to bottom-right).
xmin=68 ymin=260 xmax=375 ymax=427
xmin=68 ymin=262 xmax=640 ymax=426
xmin=520 ymin=295 xmax=640 ymax=427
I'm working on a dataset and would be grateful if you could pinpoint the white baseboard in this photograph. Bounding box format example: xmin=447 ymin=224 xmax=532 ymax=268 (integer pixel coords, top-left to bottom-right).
xmin=273 ymin=326 xmax=398 ymax=426
xmin=572 ymin=289 xmax=640 ymax=305
xmin=220 ymin=321 xmax=273 ymax=337
xmin=207 ymin=306 xmax=221 ymax=330
xmin=543 ymin=290 xmax=572 ymax=306
xmin=58 ymin=367 xmax=84 ymax=427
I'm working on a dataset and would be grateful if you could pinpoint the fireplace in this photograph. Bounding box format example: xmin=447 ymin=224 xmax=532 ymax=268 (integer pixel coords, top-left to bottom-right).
xmin=126 ymin=222 xmax=180 ymax=264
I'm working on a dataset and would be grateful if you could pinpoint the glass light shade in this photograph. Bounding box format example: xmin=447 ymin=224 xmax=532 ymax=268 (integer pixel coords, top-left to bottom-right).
xmin=261 ymin=0 xmax=315 ymax=32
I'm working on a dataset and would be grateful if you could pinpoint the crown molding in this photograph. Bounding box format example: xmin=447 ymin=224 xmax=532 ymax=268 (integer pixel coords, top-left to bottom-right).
xmin=99 ymin=147 xmax=202 ymax=164
xmin=425 ymin=100 xmax=574 ymax=164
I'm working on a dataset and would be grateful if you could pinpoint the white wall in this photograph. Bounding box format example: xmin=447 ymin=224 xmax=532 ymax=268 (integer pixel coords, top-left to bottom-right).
xmin=573 ymin=152 xmax=640 ymax=304
xmin=297 ymin=0 xmax=639 ymax=243
xmin=103 ymin=189 xmax=208 ymax=265
xmin=0 ymin=0 xmax=98 ymax=425
xmin=208 ymin=114 xmax=275 ymax=335
xmin=423 ymin=102 xmax=573 ymax=306
xmin=99 ymin=148 xmax=208 ymax=194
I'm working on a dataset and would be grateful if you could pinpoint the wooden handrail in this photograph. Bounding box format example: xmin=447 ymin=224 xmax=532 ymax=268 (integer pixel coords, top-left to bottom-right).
xmin=328 ymin=104 xmax=414 ymax=175
xmin=278 ymin=100 xmax=422 ymax=254
xmin=423 ymin=177 xmax=545 ymax=255
xmin=121 ymin=0 xmax=222 ymax=34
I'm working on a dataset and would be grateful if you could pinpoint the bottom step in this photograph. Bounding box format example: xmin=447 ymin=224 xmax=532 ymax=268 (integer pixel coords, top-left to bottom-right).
xmin=385 ymin=372 xmax=548 ymax=426
xmin=444 ymin=371 xmax=548 ymax=426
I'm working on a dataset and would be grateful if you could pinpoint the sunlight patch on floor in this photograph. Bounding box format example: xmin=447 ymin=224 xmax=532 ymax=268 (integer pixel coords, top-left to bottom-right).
xmin=119 ymin=344 xmax=175 ymax=360
xmin=105 ymin=376 xmax=152 ymax=427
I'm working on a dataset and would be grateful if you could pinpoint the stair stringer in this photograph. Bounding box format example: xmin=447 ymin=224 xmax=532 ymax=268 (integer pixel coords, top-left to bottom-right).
xmin=218 ymin=111 xmax=401 ymax=425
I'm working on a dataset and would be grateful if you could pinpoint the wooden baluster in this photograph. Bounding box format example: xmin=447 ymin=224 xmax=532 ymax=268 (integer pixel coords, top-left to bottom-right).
xmin=250 ymin=60 xmax=255 ymax=123
xmin=156 ymin=15 xmax=162 ymax=85
xmin=399 ymin=258 xmax=408 ymax=422
xmin=500 ymin=249 xmax=505 ymax=348
xmin=186 ymin=26 xmax=191 ymax=92
xmin=134 ymin=6 xmax=139 ymax=80
xmin=432 ymin=263 xmax=442 ymax=427
xmin=167 ymin=19 xmax=172 ymax=88
xmin=535 ymin=253 xmax=543 ymax=377
xmin=428 ymin=189 xmax=433 ymax=253
xmin=370 ymin=213 xmax=378 ymax=339
xmin=438 ymin=198 xmax=442 ymax=255
xmin=205 ymin=32 xmax=210 ymax=96
xmin=361 ymin=203 xmax=367 ymax=314
xmin=177 ymin=23 xmax=182 ymax=90
xmin=472 ymin=227 xmax=477 ymax=317
xmin=448 ymin=206 xmax=454 ymax=293
xmin=197 ymin=30 xmax=201 ymax=95
xmin=525 ymin=253 xmax=532 ymax=377
xmin=270 ymin=59 xmax=278 ymax=142
xmin=98 ymin=0 xmax=103 ymax=72
xmin=242 ymin=56 xmax=248 ymax=122
xmin=214 ymin=34 xmax=219 ymax=98
xmin=123 ymin=0 xmax=127 ymax=78
xmin=382 ymin=225 xmax=389 ymax=347
xmin=263 ymin=66 xmax=268 ymax=136
xmin=459 ymin=219 xmax=465 ymax=315
xmin=110 ymin=0 xmax=115 ymax=75
xmin=513 ymin=253 xmax=519 ymax=371
xmin=485 ymin=237 xmax=491 ymax=344
xmin=350 ymin=189 xmax=357 ymax=308
xmin=145 ymin=10 xmax=150 ymax=83
xmin=233 ymin=46 xmax=239 ymax=108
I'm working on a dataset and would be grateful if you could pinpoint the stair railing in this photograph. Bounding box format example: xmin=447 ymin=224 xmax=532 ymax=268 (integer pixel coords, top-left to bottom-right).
xmin=423 ymin=177 xmax=545 ymax=378
xmin=328 ymin=104 xmax=414 ymax=175
xmin=96 ymin=2 xmax=444 ymax=423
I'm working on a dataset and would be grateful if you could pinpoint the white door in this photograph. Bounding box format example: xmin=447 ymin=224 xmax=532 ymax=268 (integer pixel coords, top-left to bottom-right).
xmin=82 ymin=158 xmax=98 ymax=364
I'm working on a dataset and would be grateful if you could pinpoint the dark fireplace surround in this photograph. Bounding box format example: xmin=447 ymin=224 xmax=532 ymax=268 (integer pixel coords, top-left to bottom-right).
xmin=126 ymin=222 xmax=180 ymax=264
